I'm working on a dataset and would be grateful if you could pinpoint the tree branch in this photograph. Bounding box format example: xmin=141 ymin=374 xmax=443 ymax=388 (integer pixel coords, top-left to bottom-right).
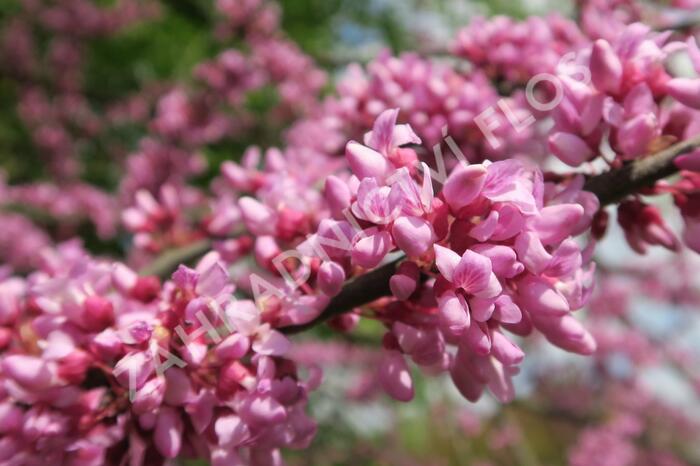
xmin=283 ymin=255 xmax=404 ymax=334
xmin=139 ymin=239 xmax=211 ymax=278
xmin=583 ymin=134 xmax=700 ymax=206
xmin=140 ymin=135 xmax=700 ymax=330
xmin=286 ymin=134 xmax=700 ymax=332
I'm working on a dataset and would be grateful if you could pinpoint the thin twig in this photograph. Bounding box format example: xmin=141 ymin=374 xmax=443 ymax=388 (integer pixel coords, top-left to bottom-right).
xmin=138 ymin=239 xmax=211 ymax=278
xmin=583 ymin=134 xmax=700 ymax=206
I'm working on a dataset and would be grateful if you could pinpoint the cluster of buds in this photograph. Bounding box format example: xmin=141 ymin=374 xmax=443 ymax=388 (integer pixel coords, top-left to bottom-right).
xmin=0 ymin=241 xmax=318 ymax=465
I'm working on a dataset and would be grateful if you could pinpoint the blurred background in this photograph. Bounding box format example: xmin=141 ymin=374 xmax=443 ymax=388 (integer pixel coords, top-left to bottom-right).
xmin=1 ymin=1 xmax=700 ymax=465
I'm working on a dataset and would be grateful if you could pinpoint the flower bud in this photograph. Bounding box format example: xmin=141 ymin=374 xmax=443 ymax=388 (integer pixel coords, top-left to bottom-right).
xmin=389 ymin=261 xmax=420 ymax=300
xmin=324 ymin=176 xmax=351 ymax=218
xmin=82 ymin=295 xmax=115 ymax=332
xmin=548 ymin=132 xmax=593 ymax=167
xmin=590 ymin=39 xmax=622 ymax=94
xmin=666 ymin=78 xmax=700 ymax=110
xmin=130 ymin=276 xmax=161 ymax=303
xmin=442 ymin=164 xmax=487 ymax=212
xmin=345 ymin=141 xmax=392 ymax=181
xmin=378 ymin=349 xmax=414 ymax=402
xmin=57 ymin=350 xmax=92 ymax=385
xmin=317 ymin=261 xmax=345 ymax=297
xmin=392 ymin=216 xmax=434 ymax=257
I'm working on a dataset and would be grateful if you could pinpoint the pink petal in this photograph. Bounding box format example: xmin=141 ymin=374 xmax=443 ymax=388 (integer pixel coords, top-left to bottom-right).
xmin=531 ymin=314 xmax=596 ymax=355
xmin=345 ymin=141 xmax=392 ymax=181
xmin=516 ymin=276 xmax=570 ymax=316
xmin=667 ymin=78 xmax=700 ymax=109
xmin=224 ymin=300 xmax=260 ymax=336
xmin=378 ymin=349 xmax=414 ymax=402
xmin=533 ymin=204 xmax=584 ymax=245
xmin=164 ymin=367 xmax=194 ymax=406
xmin=324 ymin=176 xmax=352 ymax=217
xmin=442 ymin=164 xmax=487 ymax=212
xmin=453 ymin=250 xmax=493 ymax=295
xmin=351 ymin=231 xmax=392 ymax=269
xmin=514 ymin=232 xmax=552 ymax=275
xmin=186 ymin=390 xmax=217 ymax=434
xmin=618 ymin=113 xmax=659 ymax=157
xmin=490 ymin=330 xmax=524 ymax=366
xmin=389 ymin=261 xmax=420 ymax=300
xmin=195 ymin=261 xmax=229 ymax=296
xmin=462 ymin=322 xmax=491 ymax=356
xmin=470 ymin=297 xmax=495 ymax=322
xmin=434 ymin=244 xmax=461 ymax=283
xmin=683 ymin=217 xmax=700 ymax=253
xmin=239 ymin=197 xmax=276 ymax=236
xmin=392 ymin=216 xmax=434 ymax=257
xmin=132 ymin=377 xmax=165 ymax=414
xmin=252 ymin=330 xmax=290 ymax=356
xmin=451 ymin=348 xmax=485 ymax=402
xmin=317 ymin=261 xmax=346 ymax=297
xmin=675 ymin=152 xmax=700 ymax=172
xmin=471 ymin=244 xmax=523 ymax=278
xmin=154 ymin=407 xmax=183 ymax=459
xmin=546 ymin=240 xmax=583 ymax=278
xmin=215 ymin=333 xmax=251 ymax=360
xmin=469 ymin=210 xmax=499 ymax=242
xmin=365 ymin=108 xmax=399 ymax=154
xmin=2 ymin=355 xmax=53 ymax=390
xmin=211 ymin=448 xmax=245 ymax=466
xmin=590 ymin=39 xmax=622 ymax=94
xmin=438 ymin=291 xmax=470 ymax=335
xmin=493 ymin=295 xmax=522 ymax=324
xmin=482 ymin=358 xmax=515 ymax=403
xmin=215 ymin=414 xmax=250 ymax=447
xmin=482 ymin=160 xmax=528 ymax=204
xmin=114 ymin=352 xmax=154 ymax=391
xmin=548 ymin=132 xmax=594 ymax=167
xmin=240 ymin=394 xmax=287 ymax=426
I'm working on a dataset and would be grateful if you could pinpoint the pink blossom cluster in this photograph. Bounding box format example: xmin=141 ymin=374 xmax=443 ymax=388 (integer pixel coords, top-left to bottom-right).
xmin=118 ymin=1 xmax=327 ymax=261
xmin=215 ymin=0 xmax=281 ymax=39
xmin=0 ymin=173 xmax=115 ymax=270
xmin=668 ymin=171 xmax=700 ymax=253
xmin=451 ymin=14 xmax=586 ymax=84
xmin=547 ymin=24 xmax=700 ymax=167
xmin=545 ymin=24 xmax=700 ymax=253
xmin=1 ymin=0 xmax=159 ymax=179
xmin=286 ymin=110 xmax=597 ymax=403
xmin=288 ymin=52 xmax=541 ymax=164
xmin=0 ymin=241 xmax=318 ymax=465
xmin=0 ymin=0 xmax=328 ymax=270
xmin=121 ymin=184 xmax=207 ymax=258
xmin=579 ymin=0 xmax=700 ymax=40
xmin=567 ymin=385 xmax=696 ymax=466
xmin=0 ymin=213 xmax=51 ymax=272
xmin=112 ymin=108 xmax=601 ymax=412
xmin=3 ymin=0 xmax=700 ymax=463
xmin=4 ymin=182 xmax=117 ymax=239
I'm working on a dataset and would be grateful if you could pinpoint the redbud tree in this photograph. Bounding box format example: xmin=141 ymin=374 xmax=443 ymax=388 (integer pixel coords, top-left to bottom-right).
xmin=1 ymin=0 xmax=700 ymax=465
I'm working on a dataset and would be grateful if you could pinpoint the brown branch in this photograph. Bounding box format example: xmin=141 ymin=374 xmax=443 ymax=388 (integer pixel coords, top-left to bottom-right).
xmin=141 ymin=135 xmax=700 ymax=330
xmin=283 ymin=255 xmax=404 ymax=334
xmin=138 ymin=239 xmax=211 ymax=278
xmin=583 ymin=134 xmax=700 ymax=206
xmin=287 ymin=134 xmax=700 ymax=332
